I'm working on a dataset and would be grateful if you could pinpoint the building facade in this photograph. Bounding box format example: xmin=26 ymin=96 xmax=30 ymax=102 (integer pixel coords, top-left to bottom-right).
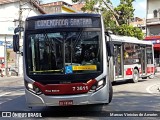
xmin=130 ymin=17 xmax=146 ymax=36
xmin=40 ymin=1 xmax=76 ymax=13
xmin=0 ymin=0 xmax=45 ymax=76
xmin=72 ymin=2 xmax=85 ymax=12
xmin=145 ymin=0 xmax=160 ymax=66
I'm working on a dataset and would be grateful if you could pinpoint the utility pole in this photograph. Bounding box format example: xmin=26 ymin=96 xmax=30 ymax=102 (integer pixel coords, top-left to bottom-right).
xmin=4 ymin=35 xmax=8 ymax=76
xmin=17 ymin=0 xmax=30 ymax=76
xmin=16 ymin=0 xmax=23 ymax=76
xmin=19 ymin=0 xmax=22 ymax=38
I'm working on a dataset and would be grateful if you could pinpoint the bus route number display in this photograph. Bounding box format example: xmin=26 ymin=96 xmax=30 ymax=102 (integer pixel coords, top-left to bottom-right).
xmin=35 ymin=18 xmax=98 ymax=29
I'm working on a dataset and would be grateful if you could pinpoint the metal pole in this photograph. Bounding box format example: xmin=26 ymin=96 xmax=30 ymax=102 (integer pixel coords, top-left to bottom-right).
xmin=4 ymin=35 xmax=8 ymax=76
xmin=17 ymin=0 xmax=22 ymax=76
xmin=19 ymin=0 xmax=22 ymax=39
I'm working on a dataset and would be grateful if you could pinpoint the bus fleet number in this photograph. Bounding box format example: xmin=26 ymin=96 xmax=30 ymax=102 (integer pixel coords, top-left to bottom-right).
xmin=72 ymin=86 xmax=88 ymax=91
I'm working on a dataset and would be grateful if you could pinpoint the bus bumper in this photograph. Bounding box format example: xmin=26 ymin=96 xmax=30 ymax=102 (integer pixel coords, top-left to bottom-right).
xmin=25 ymin=84 xmax=109 ymax=107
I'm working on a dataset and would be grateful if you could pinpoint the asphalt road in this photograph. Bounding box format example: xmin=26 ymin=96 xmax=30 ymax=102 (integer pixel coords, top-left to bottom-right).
xmin=0 ymin=74 xmax=160 ymax=120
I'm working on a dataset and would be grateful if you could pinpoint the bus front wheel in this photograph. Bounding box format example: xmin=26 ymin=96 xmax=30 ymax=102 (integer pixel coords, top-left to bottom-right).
xmin=108 ymin=80 xmax=113 ymax=103
xmin=132 ymin=69 xmax=139 ymax=83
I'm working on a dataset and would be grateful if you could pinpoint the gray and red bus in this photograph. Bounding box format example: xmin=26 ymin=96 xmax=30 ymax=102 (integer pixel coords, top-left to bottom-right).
xmin=13 ymin=13 xmax=113 ymax=108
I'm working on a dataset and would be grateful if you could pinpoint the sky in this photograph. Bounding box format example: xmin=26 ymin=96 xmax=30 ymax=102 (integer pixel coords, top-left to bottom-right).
xmin=111 ymin=0 xmax=146 ymax=18
xmin=42 ymin=0 xmax=146 ymax=18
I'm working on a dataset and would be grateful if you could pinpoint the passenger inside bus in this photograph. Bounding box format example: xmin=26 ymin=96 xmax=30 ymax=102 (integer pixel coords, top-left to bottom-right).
xmin=81 ymin=44 xmax=99 ymax=67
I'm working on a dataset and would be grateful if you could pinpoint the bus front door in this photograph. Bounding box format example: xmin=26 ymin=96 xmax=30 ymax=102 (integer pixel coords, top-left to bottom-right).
xmin=114 ymin=45 xmax=123 ymax=78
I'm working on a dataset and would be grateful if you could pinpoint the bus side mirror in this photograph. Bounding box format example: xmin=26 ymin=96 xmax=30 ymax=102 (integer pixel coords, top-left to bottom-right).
xmin=13 ymin=35 xmax=20 ymax=52
xmin=106 ymin=42 xmax=114 ymax=56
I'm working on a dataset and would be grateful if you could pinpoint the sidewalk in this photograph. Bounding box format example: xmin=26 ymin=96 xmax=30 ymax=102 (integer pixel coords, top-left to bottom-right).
xmin=157 ymin=67 xmax=160 ymax=72
xmin=0 ymin=76 xmax=23 ymax=87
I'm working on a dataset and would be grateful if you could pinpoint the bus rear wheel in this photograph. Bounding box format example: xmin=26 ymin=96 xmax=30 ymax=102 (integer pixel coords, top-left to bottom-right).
xmin=131 ymin=69 xmax=139 ymax=83
xmin=148 ymin=74 xmax=154 ymax=79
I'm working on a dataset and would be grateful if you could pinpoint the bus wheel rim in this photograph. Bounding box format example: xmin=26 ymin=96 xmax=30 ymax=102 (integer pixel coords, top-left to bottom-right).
xmin=134 ymin=71 xmax=138 ymax=80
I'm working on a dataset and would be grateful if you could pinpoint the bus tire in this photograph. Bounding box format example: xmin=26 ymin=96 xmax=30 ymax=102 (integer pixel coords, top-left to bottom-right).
xmin=108 ymin=80 xmax=113 ymax=103
xmin=148 ymin=74 xmax=154 ymax=79
xmin=142 ymin=77 xmax=147 ymax=79
xmin=132 ymin=69 xmax=139 ymax=83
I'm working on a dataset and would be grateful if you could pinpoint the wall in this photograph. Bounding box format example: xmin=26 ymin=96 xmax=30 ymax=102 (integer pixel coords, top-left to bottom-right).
xmin=147 ymin=24 xmax=160 ymax=35
xmin=0 ymin=1 xmax=43 ymax=76
xmin=147 ymin=0 xmax=160 ymax=19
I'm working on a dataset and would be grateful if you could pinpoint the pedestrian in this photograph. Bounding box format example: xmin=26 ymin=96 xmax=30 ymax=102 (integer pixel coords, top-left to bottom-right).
xmin=0 ymin=69 xmax=4 ymax=77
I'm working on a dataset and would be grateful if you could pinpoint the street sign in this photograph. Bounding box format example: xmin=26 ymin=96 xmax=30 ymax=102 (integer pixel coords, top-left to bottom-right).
xmin=0 ymin=41 xmax=4 ymax=45
xmin=0 ymin=41 xmax=13 ymax=48
xmin=14 ymin=26 xmax=24 ymax=34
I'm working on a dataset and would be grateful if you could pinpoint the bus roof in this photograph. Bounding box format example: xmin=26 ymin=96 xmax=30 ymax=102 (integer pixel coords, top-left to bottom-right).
xmin=110 ymin=34 xmax=152 ymax=45
xmin=26 ymin=13 xmax=101 ymax=21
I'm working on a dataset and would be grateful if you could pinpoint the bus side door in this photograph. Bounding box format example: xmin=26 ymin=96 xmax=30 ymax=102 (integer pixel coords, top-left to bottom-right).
xmin=140 ymin=45 xmax=147 ymax=75
xmin=114 ymin=44 xmax=123 ymax=78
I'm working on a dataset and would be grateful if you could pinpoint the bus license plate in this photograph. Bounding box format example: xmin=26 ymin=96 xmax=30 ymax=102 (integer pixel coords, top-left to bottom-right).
xmin=59 ymin=100 xmax=73 ymax=106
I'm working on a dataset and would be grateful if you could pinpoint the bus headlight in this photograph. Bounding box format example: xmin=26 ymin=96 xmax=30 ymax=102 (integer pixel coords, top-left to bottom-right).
xmin=34 ymin=86 xmax=42 ymax=95
xmin=98 ymin=80 xmax=104 ymax=86
xmin=89 ymin=79 xmax=105 ymax=92
xmin=27 ymin=83 xmax=33 ymax=89
xmin=96 ymin=79 xmax=105 ymax=90
xmin=25 ymin=82 xmax=42 ymax=95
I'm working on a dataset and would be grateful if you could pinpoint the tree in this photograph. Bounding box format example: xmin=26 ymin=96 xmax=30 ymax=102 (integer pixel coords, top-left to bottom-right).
xmin=7 ymin=50 xmax=10 ymax=61
xmin=114 ymin=0 xmax=135 ymax=25
xmin=115 ymin=24 xmax=144 ymax=39
xmin=72 ymin=0 xmax=144 ymax=39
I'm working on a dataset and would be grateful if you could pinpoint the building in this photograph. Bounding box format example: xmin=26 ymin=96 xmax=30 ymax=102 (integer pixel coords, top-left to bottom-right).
xmin=145 ymin=0 xmax=160 ymax=66
xmin=130 ymin=17 xmax=146 ymax=36
xmin=146 ymin=0 xmax=160 ymax=36
xmin=72 ymin=2 xmax=85 ymax=12
xmin=0 ymin=0 xmax=46 ymax=76
xmin=40 ymin=1 xmax=76 ymax=13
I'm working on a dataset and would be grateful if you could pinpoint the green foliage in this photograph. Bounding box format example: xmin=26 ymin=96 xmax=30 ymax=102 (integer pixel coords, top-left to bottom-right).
xmin=114 ymin=0 xmax=135 ymax=25
xmin=114 ymin=24 xmax=144 ymax=39
xmin=102 ymin=10 xmax=117 ymax=29
xmin=81 ymin=0 xmax=96 ymax=12
xmin=7 ymin=50 xmax=10 ymax=61
xmin=72 ymin=0 xmax=144 ymax=39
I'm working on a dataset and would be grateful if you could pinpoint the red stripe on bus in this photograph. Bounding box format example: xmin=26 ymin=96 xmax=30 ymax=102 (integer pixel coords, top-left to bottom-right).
xmin=34 ymin=79 xmax=97 ymax=95
xmin=126 ymin=68 xmax=132 ymax=75
xmin=147 ymin=67 xmax=154 ymax=73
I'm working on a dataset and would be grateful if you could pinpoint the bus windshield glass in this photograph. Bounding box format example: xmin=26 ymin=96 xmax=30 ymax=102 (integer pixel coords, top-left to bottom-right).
xmin=26 ymin=30 xmax=102 ymax=75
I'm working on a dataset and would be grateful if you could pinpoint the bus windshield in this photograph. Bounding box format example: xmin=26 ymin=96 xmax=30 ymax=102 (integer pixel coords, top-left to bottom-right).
xmin=26 ymin=30 xmax=102 ymax=75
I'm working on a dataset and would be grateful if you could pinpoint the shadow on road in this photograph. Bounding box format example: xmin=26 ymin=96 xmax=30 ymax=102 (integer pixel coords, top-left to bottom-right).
xmin=112 ymin=79 xmax=148 ymax=86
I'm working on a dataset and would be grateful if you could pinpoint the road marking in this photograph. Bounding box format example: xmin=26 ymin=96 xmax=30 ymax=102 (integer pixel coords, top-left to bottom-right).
xmin=146 ymin=83 xmax=160 ymax=95
xmin=0 ymin=92 xmax=11 ymax=97
xmin=0 ymin=88 xmax=24 ymax=97
xmin=0 ymin=89 xmax=25 ymax=105
xmin=0 ymin=101 xmax=6 ymax=105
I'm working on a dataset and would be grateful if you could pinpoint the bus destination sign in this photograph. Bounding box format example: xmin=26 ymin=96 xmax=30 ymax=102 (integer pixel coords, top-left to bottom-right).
xmin=34 ymin=18 xmax=100 ymax=29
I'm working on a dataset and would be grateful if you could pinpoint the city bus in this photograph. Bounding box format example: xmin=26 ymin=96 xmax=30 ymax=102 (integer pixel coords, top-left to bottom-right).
xmin=108 ymin=34 xmax=155 ymax=83
xmin=13 ymin=13 xmax=114 ymax=107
